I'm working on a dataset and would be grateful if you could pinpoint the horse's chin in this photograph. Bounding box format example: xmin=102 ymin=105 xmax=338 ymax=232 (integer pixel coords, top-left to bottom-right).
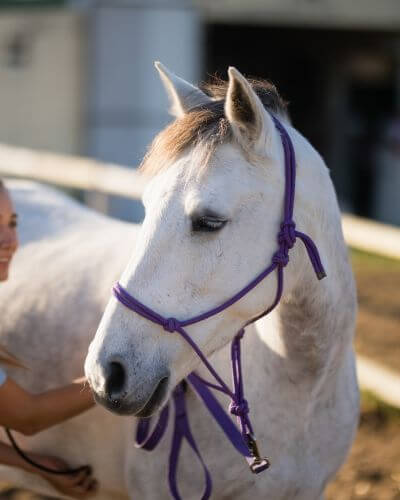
xmin=135 ymin=376 xmax=170 ymax=417
xmin=94 ymin=376 xmax=170 ymax=417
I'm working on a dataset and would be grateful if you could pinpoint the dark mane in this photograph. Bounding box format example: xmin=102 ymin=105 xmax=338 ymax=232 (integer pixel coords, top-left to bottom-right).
xmin=140 ymin=77 xmax=288 ymax=176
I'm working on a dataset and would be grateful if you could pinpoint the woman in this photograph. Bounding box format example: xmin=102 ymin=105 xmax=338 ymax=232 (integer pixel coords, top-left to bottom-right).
xmin=0 ymin=179 xmax=98 ymax=498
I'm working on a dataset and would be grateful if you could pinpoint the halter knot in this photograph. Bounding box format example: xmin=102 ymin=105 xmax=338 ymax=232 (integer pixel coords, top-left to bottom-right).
xmin=272 ymin=249 xmax=289 ymax=267
xmin=229 ymin=399 xmax=249 ymax=417
xmin=164 ymin=317 xmax=180 ymax=333
xmin=277 ymin=221 xmax=296 ymax=249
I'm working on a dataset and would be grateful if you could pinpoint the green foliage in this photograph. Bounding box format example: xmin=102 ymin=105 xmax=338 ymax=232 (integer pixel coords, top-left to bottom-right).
xmin=361 ymin=390 xmax=400 ymax=421
xmin=350 ymin=247 xmax=400 ymax=272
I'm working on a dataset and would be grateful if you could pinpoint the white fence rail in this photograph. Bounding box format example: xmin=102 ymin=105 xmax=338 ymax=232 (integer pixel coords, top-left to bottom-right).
xmin=0 ymin=143 xmax=147 ymax=200
xmin=1 ymin=142 xmax=400 ymax=408
xmin=357 ymin=356 xmax=400 ymax=409
xmin=342 ymin=214 xmax=400 ymax=261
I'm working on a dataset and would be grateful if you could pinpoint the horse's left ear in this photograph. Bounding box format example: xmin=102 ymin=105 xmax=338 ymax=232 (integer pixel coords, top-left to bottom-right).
xmin=155 ymin=61 xmax=212 ymax=118
xmin=225 ymin=67 xmax=276 ymax=156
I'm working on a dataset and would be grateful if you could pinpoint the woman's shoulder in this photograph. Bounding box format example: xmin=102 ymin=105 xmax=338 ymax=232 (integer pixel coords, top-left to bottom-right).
xmin=0 ymin=365 xmax=7 ymax=386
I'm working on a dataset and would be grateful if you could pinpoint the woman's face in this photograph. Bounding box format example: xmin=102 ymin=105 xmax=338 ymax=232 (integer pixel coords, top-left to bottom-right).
xmin=0 ymin=188 xmax=18 ymax=281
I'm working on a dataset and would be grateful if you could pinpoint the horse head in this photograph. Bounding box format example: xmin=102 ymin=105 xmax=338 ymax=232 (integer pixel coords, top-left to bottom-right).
xmin=85 ymin=64 xmax=306 ymax=417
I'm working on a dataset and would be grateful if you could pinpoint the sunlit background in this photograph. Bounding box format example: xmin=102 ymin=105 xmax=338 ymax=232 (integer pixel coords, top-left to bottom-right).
xmin=0 ymin=1 xmax=399 ymax=499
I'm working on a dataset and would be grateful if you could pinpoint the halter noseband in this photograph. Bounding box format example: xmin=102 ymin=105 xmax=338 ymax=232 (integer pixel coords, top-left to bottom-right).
xmin=112 ymin=116 xmax=326 ymax=500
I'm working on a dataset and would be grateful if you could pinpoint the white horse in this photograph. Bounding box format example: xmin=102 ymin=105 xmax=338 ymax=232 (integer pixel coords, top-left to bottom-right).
xmin=85 ymin=64 xmax=359 ymax=498
xmin=0 ymin=64 xmax=358 ymax=500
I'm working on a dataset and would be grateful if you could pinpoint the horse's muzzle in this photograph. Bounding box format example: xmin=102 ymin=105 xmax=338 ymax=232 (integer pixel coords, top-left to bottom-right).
xmin=92 ymin=371 xmax=170 ymax=417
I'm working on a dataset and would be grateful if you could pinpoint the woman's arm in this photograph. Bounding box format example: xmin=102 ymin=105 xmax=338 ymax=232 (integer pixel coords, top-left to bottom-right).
xmin=0 ymin=377 xmax=95 ymax=435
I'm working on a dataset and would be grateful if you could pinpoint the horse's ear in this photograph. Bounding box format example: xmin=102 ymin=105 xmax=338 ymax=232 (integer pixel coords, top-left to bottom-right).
xmin=225 ymin=67 xmax=275 ymax=155
xmin=155 ymin=61 xmax=212 ymax=118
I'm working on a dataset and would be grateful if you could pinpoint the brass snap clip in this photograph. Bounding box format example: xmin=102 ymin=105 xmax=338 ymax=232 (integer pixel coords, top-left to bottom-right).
xmin=246 ymin=433 xmax=270 ymax=474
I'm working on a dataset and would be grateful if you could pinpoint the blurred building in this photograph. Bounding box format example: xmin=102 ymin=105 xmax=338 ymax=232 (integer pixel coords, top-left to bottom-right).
xmin=202 ymin=0 xmax=400 ymax=222
xmin=0 ymin=0 xmax=399 ymax=223
xmin=0 ymin=0 xmax=201 ymax=220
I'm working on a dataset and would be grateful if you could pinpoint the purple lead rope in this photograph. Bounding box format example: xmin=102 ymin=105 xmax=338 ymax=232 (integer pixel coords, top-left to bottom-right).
xmin=112 ymin=116 xmax=326 ymax=500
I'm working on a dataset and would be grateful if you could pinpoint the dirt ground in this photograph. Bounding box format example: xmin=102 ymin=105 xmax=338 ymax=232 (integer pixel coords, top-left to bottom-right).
xmin=0 ymin=249 xmax=399 ymax=499
xmin=325 ymin=395 xmax=400 ymax=500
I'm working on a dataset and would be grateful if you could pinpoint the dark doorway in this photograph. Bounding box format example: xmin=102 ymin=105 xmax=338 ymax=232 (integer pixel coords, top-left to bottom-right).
xmin=205 ymin=24 xmax=398 ymax=216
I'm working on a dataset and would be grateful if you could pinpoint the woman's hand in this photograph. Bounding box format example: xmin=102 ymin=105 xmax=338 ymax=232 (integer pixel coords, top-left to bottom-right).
xmin=32 ymin=454 xmax=98 ymax=498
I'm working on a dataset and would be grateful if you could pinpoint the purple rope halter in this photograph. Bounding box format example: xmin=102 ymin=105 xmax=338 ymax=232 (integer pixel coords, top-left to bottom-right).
xmin=112 ymin=116 xmax=326 ymax=500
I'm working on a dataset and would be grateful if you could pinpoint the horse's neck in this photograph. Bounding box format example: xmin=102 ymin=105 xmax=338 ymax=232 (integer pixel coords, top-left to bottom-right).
xmin=266 ymin=128 xmax=356 ymax=383
xmin=251 ymin=201 xmax=356 ymax=400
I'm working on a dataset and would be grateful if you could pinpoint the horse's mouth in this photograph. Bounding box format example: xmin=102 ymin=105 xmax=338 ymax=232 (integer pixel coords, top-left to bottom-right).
xmin=135 ymin=376 xmax=170 ymax=418
xmin=96 ymin=375 xmax=170 ymax=417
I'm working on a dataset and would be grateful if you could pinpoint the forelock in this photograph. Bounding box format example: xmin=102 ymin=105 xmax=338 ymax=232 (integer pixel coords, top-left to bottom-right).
xmin=140 ymin=77 xmax=288 ymax=177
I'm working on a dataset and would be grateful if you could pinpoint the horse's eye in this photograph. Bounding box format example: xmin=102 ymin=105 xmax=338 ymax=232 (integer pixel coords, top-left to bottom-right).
xmin=192 ymin=216 xmax=227 ymax=233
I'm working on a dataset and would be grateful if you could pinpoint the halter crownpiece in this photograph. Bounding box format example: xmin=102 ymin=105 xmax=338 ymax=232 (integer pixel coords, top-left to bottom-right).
xmin=112 ymin=116 xmax=326 ymax=500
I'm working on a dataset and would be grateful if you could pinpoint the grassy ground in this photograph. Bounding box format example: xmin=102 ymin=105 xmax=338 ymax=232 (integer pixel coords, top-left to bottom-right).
xmin=351 ymin=248 xmax=400 ymax=374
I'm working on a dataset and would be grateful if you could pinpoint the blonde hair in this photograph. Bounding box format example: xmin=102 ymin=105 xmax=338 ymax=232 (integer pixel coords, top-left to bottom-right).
xmin=0 ymin=345 xmax=25 ymax=368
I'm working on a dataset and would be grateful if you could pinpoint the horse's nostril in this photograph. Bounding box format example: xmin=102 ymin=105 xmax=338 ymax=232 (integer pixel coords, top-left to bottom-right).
xmin=105 ymin=361 xmax=126 ymax=398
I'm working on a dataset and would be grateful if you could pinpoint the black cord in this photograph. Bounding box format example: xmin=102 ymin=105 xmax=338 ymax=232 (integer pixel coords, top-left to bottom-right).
xmin=5 ymin=428 xmax=88 ymax=476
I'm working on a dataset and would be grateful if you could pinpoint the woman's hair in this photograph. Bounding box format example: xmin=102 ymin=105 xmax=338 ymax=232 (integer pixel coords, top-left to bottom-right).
xmin=0 ymin=346 xmax=25 ymax=368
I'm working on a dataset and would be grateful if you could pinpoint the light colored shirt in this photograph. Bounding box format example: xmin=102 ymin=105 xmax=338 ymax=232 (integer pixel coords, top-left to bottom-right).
xmin=0 ymin=366 xmax=7 ymax=386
